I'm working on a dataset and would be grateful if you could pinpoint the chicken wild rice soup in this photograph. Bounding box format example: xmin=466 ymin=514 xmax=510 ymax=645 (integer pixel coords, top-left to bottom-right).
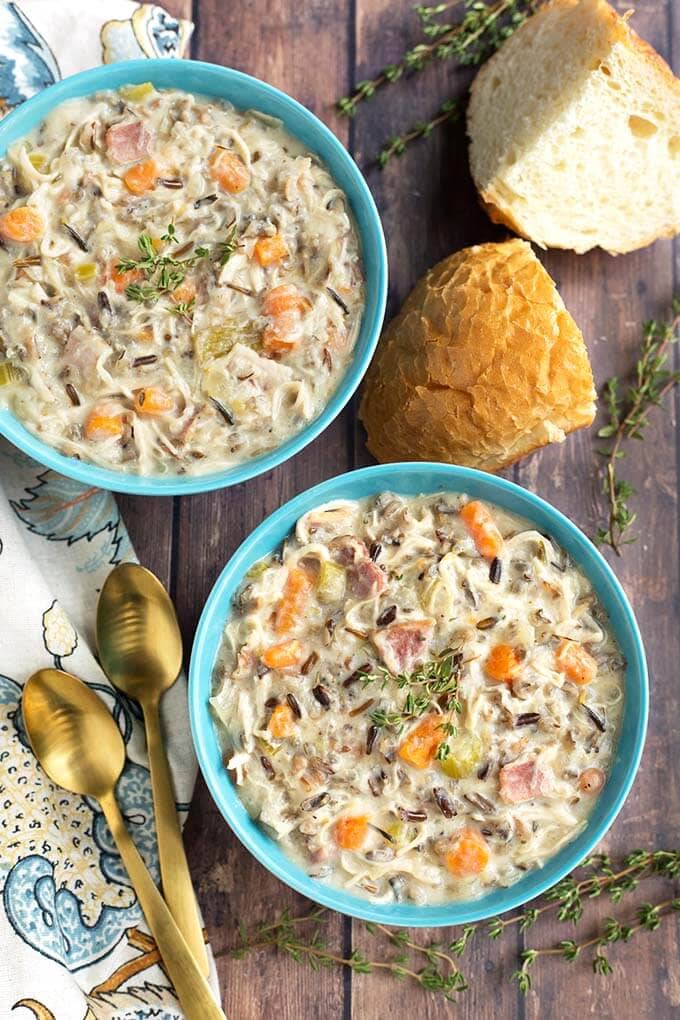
xmin=0 ymin=84 xmax=364 ymax=474
xmin=212 ymin=492 xmax=625 ymax=905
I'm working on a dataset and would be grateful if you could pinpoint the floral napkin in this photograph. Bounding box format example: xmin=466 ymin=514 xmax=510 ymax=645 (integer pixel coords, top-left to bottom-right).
xmin=0 ymin=5 xmax=220 ymax=1018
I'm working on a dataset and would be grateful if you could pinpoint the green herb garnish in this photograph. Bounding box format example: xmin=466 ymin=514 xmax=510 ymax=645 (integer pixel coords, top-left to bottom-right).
xmin=595 ymin=297 xmax=680 ymax=554
xmin=226 ymin=849 xmax=680 ymax=1001
xmin=360 ymin=651 xmax=462 ymax=757
xmin=337 ymin=0 xmax=538 ymax=165
xmin=116 ymin=223 xmax=240 ymax=307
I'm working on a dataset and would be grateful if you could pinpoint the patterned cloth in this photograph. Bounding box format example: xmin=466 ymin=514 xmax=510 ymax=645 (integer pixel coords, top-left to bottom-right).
xmin=0 ymin=5 xmax=220 ymax=1018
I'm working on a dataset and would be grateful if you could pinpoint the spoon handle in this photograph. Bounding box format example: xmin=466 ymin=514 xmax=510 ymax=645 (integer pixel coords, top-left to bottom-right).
xmin=143 ymin=697 xmax=209 ymax=975
xmin=100 ymin=792 xmax=225 ymax=1020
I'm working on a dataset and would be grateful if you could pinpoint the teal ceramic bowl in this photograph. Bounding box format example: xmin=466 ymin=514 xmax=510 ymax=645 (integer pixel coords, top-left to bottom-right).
xmin=189 ymin=462 xmax=648 ymax=926
xmin=0 ymin=60 xmax=387 ymax=495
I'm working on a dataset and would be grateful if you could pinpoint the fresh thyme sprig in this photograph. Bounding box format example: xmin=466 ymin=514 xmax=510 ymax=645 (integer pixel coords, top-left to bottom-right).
xmin=336 ymin=0 xmax=537 ymax=164
xmin=226 ymin=850 xmax=679 ymax=1000
xmin=227 ymin=907 xmax=467 ymax=1001
xmin=378 ymin=99 xmax=462 ymax=168
xmin=360 ymin=651 xmax=462 ymax=756
xmin=595 ymin=298 xmax=680 ymax=554
xmin=117 ymin=222 xmax=240 ymax=306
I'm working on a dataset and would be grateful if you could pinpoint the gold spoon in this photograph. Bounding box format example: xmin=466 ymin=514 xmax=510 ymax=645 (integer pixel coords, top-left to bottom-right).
xmin=96 ymin=563 xmax=208 ymax=976
xmin=22 ymin=669 xmax=224 ymax=1020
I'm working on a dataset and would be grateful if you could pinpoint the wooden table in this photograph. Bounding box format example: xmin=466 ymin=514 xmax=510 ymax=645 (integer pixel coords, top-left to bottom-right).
xmin=120 ymin=2 xmax=680 ymax=1015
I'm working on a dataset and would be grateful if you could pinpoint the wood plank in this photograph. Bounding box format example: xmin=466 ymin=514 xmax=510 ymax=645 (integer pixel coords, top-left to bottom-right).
xmin=518 ymin=0 xmax=680 ymax=1012
xmin=180 ymin=2 xmax=354 ymax=1017
xmin=115 ymin=0 xmax=192 ymax=586
xmin=348 ymin=2 xmax=524 ymax=1018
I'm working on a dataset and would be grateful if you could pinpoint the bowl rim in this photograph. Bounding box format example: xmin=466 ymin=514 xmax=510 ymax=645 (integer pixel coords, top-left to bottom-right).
xmin=189 ymin=462 xmax=649 ymax=926
xmin=0 ymin=58 xmax=387 ymax=495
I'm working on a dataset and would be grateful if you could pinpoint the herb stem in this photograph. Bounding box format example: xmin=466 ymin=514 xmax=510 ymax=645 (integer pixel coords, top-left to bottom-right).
xmin=596 ymin=302 xmax=680 ymax=554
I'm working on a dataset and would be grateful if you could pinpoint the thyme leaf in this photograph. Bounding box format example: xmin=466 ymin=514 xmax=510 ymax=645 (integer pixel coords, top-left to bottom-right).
xmin=360 ymin=651 xmax=462 ymax=757
xmin=595 ymin=298 xmax=680 ymax=554
xmin=117 ymin=223 xmax=241 ymax=307
xmin=224 ymin=850 xmax=679 ymax=1001
xmin=336 ymin=0 xmax=539 ymax=164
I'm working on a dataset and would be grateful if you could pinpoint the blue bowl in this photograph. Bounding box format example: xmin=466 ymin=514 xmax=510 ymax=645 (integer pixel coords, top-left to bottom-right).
xmin=189 ymin=462 xmax=648 ymax=926
xmin=0 ymin=60 xmax=387 ymax=495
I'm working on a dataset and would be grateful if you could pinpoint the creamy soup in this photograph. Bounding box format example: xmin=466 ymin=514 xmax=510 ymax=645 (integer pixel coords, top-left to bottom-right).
xmin=212 ymin=492 xmax=625 ymax=905
xmin=0 ymin=85 xmax=364 ymax=474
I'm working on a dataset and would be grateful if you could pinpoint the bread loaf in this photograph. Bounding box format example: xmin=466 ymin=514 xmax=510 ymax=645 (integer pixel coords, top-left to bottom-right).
xmin=359 ymin=239 xmax=596 ymax=472
xmin=467 ymin=0 xmax=680 ymax=254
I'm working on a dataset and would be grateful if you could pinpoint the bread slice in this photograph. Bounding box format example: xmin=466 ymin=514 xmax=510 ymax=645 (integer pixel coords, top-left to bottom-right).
xmin=359 ymin=239 xmax=596 ymax=472
xmin=467 ymin=0 xmax=680 ymax=254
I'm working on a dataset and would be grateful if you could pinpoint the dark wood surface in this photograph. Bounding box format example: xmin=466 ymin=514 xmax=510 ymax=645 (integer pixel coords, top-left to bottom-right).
xmin=119 ymin=2 xmax=680 ymax=1016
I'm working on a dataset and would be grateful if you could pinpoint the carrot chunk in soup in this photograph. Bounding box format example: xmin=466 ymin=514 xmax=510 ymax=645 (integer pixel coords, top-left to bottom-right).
xmin=261 ymin=638 xmax=305 ymax=670
xmin=398 ymin=714 xmax=443 ymax=769
xmin=334 ymin=815 xmax=368 ymax=850
xmin=267 ymin=703 xmax=296 ymax=739
xmin=459 ymin=501 xmax=503 ymax=560
xmin=0 ymin=206 xmax=44 ymax=243
xmin=209 ymin=149 xmax=250 ymax=193
xmin=555 ymin=639 xmax=597 ymax=685
xmin=485 ymin=643 xmax=522 ymax=683
xmin=444 ymin=829 xmax=490 ymax=878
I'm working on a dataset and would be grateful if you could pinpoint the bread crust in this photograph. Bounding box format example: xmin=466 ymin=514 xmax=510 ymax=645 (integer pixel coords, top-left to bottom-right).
xmin=359 ymin=239 xmax=596 ymax=472
xmin=467 ymin=0 xmax=680 ymax=255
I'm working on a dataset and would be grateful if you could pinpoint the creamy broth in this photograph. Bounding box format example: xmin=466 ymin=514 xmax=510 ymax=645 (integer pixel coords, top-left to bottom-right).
xmin=212 ymin=492 xmax=625 ymax=905
xmin=0 ymin=85 xmax=364 ymax=474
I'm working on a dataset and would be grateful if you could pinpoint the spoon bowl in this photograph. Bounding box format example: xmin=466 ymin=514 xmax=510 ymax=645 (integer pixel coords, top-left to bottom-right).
xmin=22 ymin=667 xmax=224 ymax=1020
xmin=96 ymin=562 xmax=208 ymax=974
xmin=23 ymin=668 xmax=125 ymax=799
xmin=97 ymin=563 xmax=183 ymax=704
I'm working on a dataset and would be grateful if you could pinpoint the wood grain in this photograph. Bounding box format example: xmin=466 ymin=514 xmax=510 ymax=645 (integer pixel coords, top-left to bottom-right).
xmin=116 ymin=1 xmax=680 ymax=1016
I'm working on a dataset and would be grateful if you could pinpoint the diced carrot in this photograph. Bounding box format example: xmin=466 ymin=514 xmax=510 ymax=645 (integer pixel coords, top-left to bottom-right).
xmin=263 ymin=284 xmax=310 ymax=318
xmin=254 ymin=233 xmax=288 ymax=267
xmin=398 ymin=714 xmax=443 ymax=769
xmin=261 ymin=638 xmax=305 ymax=670
xmin=209 ymin=148 xmax=250 ymax=193
xmin=138 ymin=326 xmax=154 ymax=343
xmin=84 ymin=407 xmax=125 ymax=441
xmin=555 ymin=639 xmax=597 ymax=685
xmin=334 ymin=815 xmax=369 ymax=850
xmin=444 ymin=829 xmax=490 ymax=878
xmin=267 ymin=703 xmax=296 ymax=739
xmin=262 ymin=325 xmax=297 ymax=354
xmin=171 ymin=281 xmax=196 ymax=304
xmin=0 ymin=206 xmax=44 ymax=244
xmin=275 ymin=566 xmax=314 ymax=635
xmin=123 ymin=158 xmax=158 ymax=195
xmin=110 ymin=263 xmax=143 ymax=292
xmin=459 ymin=500 xmax=504 ymax=561
xmin=485 ymin=643 xmax=522 ymax=684
xmin=133 ymin=387 xmax=174 ymax=415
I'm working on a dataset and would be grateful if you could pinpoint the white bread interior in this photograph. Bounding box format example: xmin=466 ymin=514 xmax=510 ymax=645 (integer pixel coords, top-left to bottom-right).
xmin=467 ymin=0 xmax=680 ymax=254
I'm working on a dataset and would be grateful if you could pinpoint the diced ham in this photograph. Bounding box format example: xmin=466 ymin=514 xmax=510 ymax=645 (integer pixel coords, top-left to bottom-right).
xmin=328 ymin=535 xmax=386 ymax=597
xmin=105 ymin=120 xmax=155 ymax=164
xmin=329 ymin=535 xmax=370 ymax=566
xmin=61 ymin=327 xmax=110 ymax=377
xmin=499 ymin=759 xmax=551 ymax=804
xmin=347 ymin=558 xmax=386 ymax=598
xmin=372 ymin=619 xmax=434 ymax=675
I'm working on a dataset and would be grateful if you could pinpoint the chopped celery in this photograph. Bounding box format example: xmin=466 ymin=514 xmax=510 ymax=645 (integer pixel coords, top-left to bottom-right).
xmin=0 ymin=361 xmax=23 ymax=386
xmin=316 ymin=560 xmax=346 ymax=604
xmin=246 ymin=560 xmax=269 ymax=581
xmin=120 ymin=82 xmax=155 ymax=103
xmin=196 ymin=321 xmax=260 ymax=364
xmin=74 ymin=262 xmax=97 ymax=282
xmin=438 ymin=730 xmax=483 ymax=779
